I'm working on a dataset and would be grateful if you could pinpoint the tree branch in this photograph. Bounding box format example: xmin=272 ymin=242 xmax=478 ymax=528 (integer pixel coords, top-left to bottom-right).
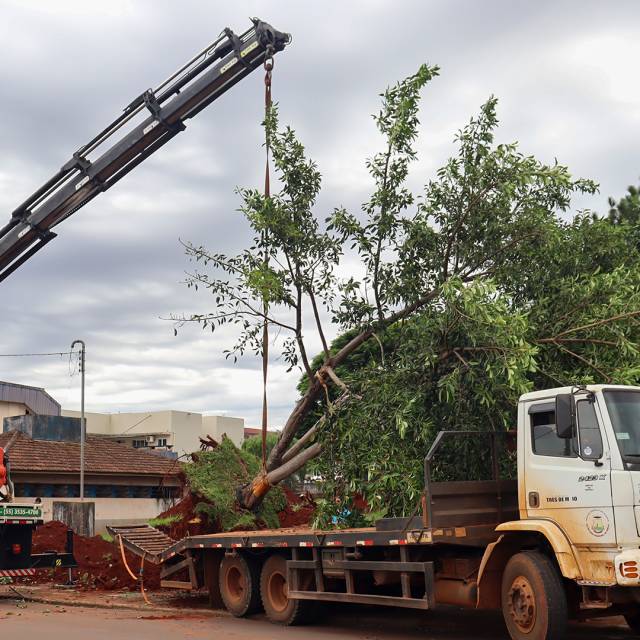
xmin=552 ymin=341 xmax=612 ymax=382
xmin=553 ymin=310 xmax=640 ymax=339
xmin=281 ymin=392 xmax=352 ymax=465
xmin=537 ymin=337 xmax=618 ymax=347
xmin=295 ymin=281 xmax=313 ymax=381
xmin=307 ymin=287 xmax=330 ymax=358
xmin=186 ymin=272 xmax=297 ymax=332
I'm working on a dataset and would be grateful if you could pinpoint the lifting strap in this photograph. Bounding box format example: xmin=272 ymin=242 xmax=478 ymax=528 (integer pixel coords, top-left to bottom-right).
xmin=261 ymin=47 xmax=274 ymax=472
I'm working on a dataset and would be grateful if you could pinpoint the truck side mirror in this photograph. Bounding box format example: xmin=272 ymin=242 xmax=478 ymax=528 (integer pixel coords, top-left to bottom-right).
xmin=555 ymin=393 xmax=574 ymax=439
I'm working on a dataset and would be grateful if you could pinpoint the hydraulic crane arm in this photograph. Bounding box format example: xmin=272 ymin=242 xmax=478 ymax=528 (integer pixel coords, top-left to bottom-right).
xmin=0 ymin=18 xmax=290 ymax=283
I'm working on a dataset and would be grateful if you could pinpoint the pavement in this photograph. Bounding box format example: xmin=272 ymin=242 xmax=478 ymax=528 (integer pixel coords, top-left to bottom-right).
xmin=0 ymin=583 xmax=217 ymax=613
xmin=0 ymin=585 xmax=637 ymax=639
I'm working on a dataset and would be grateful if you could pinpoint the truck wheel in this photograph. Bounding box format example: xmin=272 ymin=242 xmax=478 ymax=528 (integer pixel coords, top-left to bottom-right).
xmin=260 ymin=553 xmax=316 ymax=625
xmin=501 ymin=551 xmax=567 ymax=640
xmin=219 ymin=553 xmax=261 ymax=617
xmin=624 ymin=611 xmax=640 ymax=633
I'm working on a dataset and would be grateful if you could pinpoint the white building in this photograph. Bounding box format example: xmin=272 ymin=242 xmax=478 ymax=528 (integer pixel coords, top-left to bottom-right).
xmin=61 ymin=409 xmax=244 ymax=456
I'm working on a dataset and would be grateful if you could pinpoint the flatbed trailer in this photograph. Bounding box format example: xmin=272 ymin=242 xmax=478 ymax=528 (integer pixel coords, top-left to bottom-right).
xmin=111 ymin=431 xmax=520 ymax=622
xmin=111 ymin=387 xmax=640 ymax=640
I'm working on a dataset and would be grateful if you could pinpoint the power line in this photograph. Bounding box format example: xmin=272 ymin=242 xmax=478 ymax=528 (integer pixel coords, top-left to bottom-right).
xmin=121 ymin=414 xmax=153 ymax=435
xmin=0 ymin=350 xmax=73 ymax=357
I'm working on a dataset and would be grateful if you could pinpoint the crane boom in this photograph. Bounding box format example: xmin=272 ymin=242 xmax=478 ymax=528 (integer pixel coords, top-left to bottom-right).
xmin=0 ymin=18 xmax=290 ymax=283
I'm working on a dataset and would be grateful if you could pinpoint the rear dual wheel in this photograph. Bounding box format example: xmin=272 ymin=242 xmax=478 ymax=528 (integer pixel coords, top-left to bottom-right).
xmin=260 ymin=553 xmax=317 ymax=625
xmin=219 ymin=553 xmax=261 ymax=617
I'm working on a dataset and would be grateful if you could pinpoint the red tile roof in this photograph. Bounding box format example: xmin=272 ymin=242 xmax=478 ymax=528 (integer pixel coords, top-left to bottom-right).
xmin=244 ymin=427 xmax=277 ymax=439
xmin=0 ymin=430 xmax=180 ymax=477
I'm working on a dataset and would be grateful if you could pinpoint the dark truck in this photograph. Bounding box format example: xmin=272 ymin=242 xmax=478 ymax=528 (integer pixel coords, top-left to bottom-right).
xmin=0 ymin=449 xmax=75 ymax=578
xmin=110 ymin=385 xmax=640 ymax=640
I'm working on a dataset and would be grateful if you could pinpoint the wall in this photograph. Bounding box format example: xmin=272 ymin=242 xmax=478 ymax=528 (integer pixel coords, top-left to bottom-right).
xmin=15 ymin=496 xmax=176 ymax=534
xmin=0 ymin=401 xmax=27 ymax=422
xmin=202 ymin=415 xmax=244 ymax=447
xmin=61 ymin=410 xmax=110 ymax=434
xmin=62 ymin=409 xmax=245 ymax=454
xmin=166 ymin=411 xmax=203 ymax=456
xmin=4 ymin=414 xmax=81 ymax=441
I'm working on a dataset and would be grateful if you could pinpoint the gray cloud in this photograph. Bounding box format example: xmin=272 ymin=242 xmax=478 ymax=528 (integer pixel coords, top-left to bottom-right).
xmin=1 ymin=0 xmax=640 ymax=427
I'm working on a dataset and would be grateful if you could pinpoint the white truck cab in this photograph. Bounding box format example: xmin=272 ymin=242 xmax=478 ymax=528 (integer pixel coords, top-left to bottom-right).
xmin=504 ymin=385 xmax=640 ymax=595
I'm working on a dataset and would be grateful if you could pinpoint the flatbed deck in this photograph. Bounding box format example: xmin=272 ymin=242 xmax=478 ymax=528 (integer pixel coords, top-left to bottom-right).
xmin=109 ymin=520 xmax=501 ymax=566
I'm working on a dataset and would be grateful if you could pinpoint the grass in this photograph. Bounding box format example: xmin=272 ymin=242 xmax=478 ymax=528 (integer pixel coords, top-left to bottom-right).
xmin=147 ymin=515 xmax=181 ymax=528
xmin=185 ymin=435 xmax=286 ymax=531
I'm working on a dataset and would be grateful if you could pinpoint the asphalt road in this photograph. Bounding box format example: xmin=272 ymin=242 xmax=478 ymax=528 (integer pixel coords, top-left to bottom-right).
xmin=0 ymin=599 xmax=636 ymax=639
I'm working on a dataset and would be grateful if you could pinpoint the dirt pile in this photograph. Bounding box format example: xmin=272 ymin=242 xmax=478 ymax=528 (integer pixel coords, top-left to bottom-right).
xmin=278 ymin=487 xmax=315 ymax=527
xmin=153 ymin=484 xmax=315 ymax=536
xmin=28 ymin=521 xmax=160 ymax=591
xmin=154 ymin=493 xmax=218 ymax=539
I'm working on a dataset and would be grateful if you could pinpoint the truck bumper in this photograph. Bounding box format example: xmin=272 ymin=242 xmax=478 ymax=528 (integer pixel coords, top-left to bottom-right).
xmin=614 ymin=549 xmax=640 ymax=586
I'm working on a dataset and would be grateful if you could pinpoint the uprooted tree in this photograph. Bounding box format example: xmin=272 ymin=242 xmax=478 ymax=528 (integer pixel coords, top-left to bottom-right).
xmin=175 ymin=62 xmax=640 ymax=518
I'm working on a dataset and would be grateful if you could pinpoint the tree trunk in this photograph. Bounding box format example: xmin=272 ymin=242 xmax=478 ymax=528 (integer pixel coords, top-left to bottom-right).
xmin=237 ymin=289 xmax=441 ymax=512
xmin=241 ymin=443 xmax=322 ymax=511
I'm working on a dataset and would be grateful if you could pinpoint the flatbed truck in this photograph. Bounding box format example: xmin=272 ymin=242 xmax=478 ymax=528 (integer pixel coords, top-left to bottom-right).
xmin=111 ymin=385 xmax=640 ymax=640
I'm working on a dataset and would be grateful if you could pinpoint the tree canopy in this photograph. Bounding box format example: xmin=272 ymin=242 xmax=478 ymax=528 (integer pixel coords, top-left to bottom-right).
xmin=608 ymin=181 xmax=640 ymax=225
xmin=177 ymin=63 xmax=640 ymax=521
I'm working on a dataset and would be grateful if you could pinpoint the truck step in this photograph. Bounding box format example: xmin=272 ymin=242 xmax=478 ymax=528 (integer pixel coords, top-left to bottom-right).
xmin=107 ymin=524 xmax=176 ymax=563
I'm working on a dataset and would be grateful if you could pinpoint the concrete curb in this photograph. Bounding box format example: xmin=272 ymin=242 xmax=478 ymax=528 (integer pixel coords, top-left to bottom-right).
xmin=0 ymin=590 xmax=223 ymax=616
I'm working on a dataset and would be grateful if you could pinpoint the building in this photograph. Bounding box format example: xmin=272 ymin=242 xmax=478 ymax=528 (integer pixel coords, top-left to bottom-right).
xmin=0 ymin=380 xmax=60 ymax=421
xmin=1 ymin=378 xmax=244 ymax=466
xmin=244 ymin=426 xmax=279 ymax=440
xmin=0 ymin=417 xmax=182 ymax=532
xmin=62 ymin=409 xmax=245 ymax=455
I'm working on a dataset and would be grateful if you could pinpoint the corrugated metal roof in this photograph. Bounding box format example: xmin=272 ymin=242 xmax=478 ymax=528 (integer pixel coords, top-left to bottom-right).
xmin=0 ymin=381 xmax=61 ymax=416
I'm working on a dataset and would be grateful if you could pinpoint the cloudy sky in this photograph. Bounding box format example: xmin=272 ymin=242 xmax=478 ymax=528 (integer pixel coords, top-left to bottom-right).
xmin=1 ymin=1 xmax=639 ymax=427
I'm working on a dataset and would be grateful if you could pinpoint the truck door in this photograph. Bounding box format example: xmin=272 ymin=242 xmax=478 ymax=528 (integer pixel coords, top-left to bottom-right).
xmin=524 ymin=397 xmax=614 ymax=545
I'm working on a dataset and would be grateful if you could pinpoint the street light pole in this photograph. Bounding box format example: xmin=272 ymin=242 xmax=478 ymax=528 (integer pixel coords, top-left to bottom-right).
xmin=71 ymin=340 xmax=85 ymax=501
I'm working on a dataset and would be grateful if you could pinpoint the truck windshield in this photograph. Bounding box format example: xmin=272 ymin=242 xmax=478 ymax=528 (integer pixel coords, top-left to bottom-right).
xmin=603 ymin=390 xmax=640 ymax=458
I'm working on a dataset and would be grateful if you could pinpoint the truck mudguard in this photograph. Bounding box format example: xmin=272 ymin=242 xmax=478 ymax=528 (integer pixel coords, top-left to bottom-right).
xmin=476 ymin=520 xmax=583 ymax=609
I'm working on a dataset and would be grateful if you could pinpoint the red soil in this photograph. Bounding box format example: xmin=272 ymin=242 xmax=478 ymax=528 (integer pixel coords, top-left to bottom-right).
xmin=278 ymin=487 xmax=315 ymax=527
xmin=154 ymin=493 xmax=218 ymax=538
xmin=26 ymin=520 xmax=160 ymax=591
xmin=156 ymin=486 xmax=316 ymax=534
xmin=352 ymin=492 xmax=369 ymax=512
xmin=20 ymin=487 xmax=314 ymax=591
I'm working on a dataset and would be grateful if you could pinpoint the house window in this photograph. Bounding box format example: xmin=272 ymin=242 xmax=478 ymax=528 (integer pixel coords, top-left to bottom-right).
xmin=157 ymin=438 xmax=167 ymax=448
xmin=132 ymin=439 xmax=147 ymax=449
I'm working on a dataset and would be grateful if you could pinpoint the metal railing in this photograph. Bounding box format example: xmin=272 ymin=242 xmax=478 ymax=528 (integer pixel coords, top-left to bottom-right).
xmin=423 ymin=430 xmax=516 ymax=528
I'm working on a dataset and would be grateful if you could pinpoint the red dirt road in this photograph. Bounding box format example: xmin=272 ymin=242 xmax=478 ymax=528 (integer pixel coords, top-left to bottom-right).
xmin=0 ymin=598 xmax=633 ymax=640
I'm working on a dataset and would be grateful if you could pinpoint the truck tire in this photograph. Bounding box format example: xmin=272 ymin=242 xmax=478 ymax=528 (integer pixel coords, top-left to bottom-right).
xmin=260 ymin=553 xmax=316 ymax=625
xmin=624 ymin=611 xmax=640 ymax=633
xmin=219 ymin=553 xmax=262 ymax=617
xmin=501 ymin=551 xmax=568 ymax=640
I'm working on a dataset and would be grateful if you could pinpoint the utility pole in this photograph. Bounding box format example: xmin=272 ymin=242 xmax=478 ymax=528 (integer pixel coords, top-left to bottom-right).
xmin=71 ymin=340 xmax=85 ymax=501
